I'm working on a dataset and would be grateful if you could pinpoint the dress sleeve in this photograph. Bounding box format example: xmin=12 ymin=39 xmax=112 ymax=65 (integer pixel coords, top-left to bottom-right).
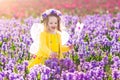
xmin=36 ymin=32 xmax=52 ymax=57
xmin=61 ymin=45 xmax=70 ymax=53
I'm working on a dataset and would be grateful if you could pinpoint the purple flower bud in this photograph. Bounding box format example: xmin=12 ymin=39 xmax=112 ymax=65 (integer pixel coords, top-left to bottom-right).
xmin=42 ymin=13 xmax=47 ymax=19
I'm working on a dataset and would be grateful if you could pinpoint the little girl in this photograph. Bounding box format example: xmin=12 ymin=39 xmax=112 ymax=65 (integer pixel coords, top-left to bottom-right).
xmin=28 ymin=9 xmax=73 ymax=69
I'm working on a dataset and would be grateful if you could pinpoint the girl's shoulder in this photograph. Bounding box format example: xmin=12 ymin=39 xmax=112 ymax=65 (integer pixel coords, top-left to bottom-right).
xmin=40 ymin=31 xmax=47 ymax=36
xmin=56 ymin=31 xmax=61 ymax=36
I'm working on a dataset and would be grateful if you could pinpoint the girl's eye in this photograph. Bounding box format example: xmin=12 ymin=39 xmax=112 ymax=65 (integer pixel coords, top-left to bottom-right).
xmin=55 ymin=23 xmax=57 ymax=24
xmin=50 ymin=23 xmax=53 ymax=24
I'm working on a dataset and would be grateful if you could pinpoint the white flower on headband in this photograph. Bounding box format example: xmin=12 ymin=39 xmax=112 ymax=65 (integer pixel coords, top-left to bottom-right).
xmin=42 ymin=9 xmax=62 ymax=20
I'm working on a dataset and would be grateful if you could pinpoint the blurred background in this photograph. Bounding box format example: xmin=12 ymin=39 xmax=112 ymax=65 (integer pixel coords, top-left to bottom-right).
xmin=0 ymin=0 xmax=120 ymax=79
xmin=0 ymin=0 xmax=120 ymax=19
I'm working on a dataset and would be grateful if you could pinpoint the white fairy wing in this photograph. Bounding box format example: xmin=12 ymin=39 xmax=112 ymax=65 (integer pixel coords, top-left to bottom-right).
xmin=30 ymin=23 xmax=44 ymax=54
xmin=60 ymin=31 xmax=70 ymax=45
xmin=29 ymin=42 xmax=39 ymax=54
xmin=30 ymin=23 xmax=44 ymax=42
xmin=75 ymin=22 xmax=84 ymax=34
xmin=60 ymin=19 xmax=70 ymax=45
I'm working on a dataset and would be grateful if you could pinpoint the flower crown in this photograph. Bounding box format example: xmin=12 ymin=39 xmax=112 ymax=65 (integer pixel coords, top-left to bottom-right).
xmin=41 ymin=9 xmax=62 ymax=20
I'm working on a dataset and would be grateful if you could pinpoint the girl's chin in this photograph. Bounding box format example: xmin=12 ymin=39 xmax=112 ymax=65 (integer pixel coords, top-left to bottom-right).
xmin=51 ymin=28 xmax=56 ymax=31
xmin=52 ymin=30 xmax=56 ymax=33
xmin=49 ymin=29 xmax=56 ymax=33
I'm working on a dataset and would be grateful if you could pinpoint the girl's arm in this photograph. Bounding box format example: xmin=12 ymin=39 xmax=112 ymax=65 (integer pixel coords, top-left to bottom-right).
xmin=36 ymin=32 xmax=52 ymax=57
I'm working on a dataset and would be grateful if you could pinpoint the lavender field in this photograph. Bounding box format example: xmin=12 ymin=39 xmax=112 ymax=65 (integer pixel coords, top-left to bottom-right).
xmin=0 ymin=13 xmax=120 ymax=80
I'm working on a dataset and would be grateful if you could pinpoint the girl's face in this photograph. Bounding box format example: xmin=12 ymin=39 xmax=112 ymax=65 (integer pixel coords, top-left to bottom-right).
xmin=48 ymin=16 xmax=58 ymax=33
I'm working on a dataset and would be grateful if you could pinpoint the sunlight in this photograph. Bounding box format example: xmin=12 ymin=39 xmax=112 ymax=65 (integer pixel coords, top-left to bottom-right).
xmin=0 ymin=0 xmax=4 ymax=1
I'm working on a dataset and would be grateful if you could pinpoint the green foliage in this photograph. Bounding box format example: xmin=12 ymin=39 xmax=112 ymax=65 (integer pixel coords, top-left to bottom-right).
xmin=111 ymin=27 xmax=115 ymax=30
xmin=3 ymin=38 xmax=8 ymax=42
xmin=14 ymin=66 xmax=18 ymax=73
xmin=101 ymin=45 xmax=111 ymax=52
xmin=73 ymin=53 xmax=80 ymax=65
xmin=115 ymin=53 xmax=120 ymax=58
xmin=27 ymin=52 xmax=30 ymax=60
xmin=107 ymin=34 xmax=112 ymax=41
xmin=107 ymin=76 xmax=113 ymax=80
xmin=37 ymin=73 xmax=41 ymax=80
xmin=108 ymin=54 xmax=113 ymax=64
xmin=0 ymin=41 xmax=2 ymax=47
xmin=103 ymin=55 xmax=113 ymax=76
xmin=84 ymin=34 xmax=89 ymax=43
xmin=85 ymin=54 xmax=103 ymax=62
xmin=118 ymin=37 xmax=120 ymax=42
xmin=20 ymin=37 xmax=23 ymax=42
xmin=23 ymin=67 xmax=30 ymax=80
xmin=11 ymin=53 xmax=14 ymax=58
xmin=0 ymin=62 xmax=3 ymax=66
xmin=85 ymin=55 xmax=93 ymax=62
xmin=10 ymin=42 xmax=16 ymax=51
xmin=25 ymin=67 xmax=30 ymax=74
xmin=3 ymin=77 xmax=9 ymax=80
xmin=74 ymin=44 xmax=79 ymax=52
xmin=17 ymin=58 xmax=23 ymax=64
xmin=104 ymin=64 xmax=110 ymax=72
xmin=0 ymin=67 xmax=2 ymax=71
xmin=95 ymin=55 xmax=103 ymax=61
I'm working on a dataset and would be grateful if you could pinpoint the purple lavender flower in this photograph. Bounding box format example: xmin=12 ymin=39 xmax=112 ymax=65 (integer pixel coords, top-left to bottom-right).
xmin=42 ymin=13 xmax=47 ymax=19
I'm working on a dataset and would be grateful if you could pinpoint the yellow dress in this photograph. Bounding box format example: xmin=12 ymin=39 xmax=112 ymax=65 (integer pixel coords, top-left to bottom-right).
xmin=28 ymin=31 xmax=70 ymax=69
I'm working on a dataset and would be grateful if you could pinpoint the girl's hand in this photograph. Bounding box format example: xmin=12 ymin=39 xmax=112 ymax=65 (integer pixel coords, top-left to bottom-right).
xmin=50 ymin=52 xmax=58 ymax=58
xmin=69 ymin=45 xmax=74 ymax=50
xmin=31 ymin=54 xmax=37 ymax=59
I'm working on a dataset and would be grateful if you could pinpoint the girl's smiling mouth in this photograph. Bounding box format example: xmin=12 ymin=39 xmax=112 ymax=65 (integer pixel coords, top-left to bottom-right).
xmin=51 ymin=27 xmax=55 ymax=29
